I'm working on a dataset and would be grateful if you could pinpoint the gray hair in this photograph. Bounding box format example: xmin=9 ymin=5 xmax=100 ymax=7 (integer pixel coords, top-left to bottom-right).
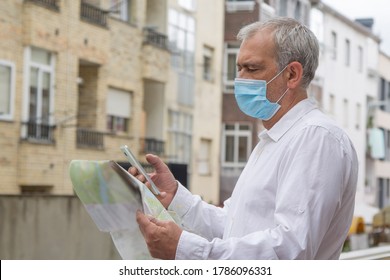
xmin=237 ymin=17 xmax=319 ymax=89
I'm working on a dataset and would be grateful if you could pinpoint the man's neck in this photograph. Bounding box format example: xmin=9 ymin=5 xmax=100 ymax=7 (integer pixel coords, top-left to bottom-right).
xmin=263 ymin=91 xmax=307 ymax=130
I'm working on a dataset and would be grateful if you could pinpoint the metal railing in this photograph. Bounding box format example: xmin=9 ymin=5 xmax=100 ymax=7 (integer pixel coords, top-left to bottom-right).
xmin=22 ymin=122 xmax=56 ymax=143
xmin=76 ymin=128 xmax=104 ymax=149
xmin=143 ymin=28 xmax=168 ymax=50
xmin=26 ymin=0 xmax=60 ymax=11
xmin=340 ymin=244 xmax=390 ymax=260
xmin=140 ymin=138 xmax=165 ymax=156
xmin=80 ymin=1 xmax=107 ymax=27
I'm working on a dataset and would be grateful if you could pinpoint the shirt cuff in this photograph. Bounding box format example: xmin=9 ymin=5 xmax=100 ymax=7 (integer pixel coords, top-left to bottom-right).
xmin=176 ymin=230 xmax=208 ymax=260
xmin=168 ymin=182 xmax=195 ymax=218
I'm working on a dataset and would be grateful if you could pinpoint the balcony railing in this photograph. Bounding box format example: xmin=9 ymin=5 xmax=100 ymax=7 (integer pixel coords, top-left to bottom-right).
xmin=80 ymin=2 xmax=107 ymax=28
xmin=21 ymin=122 xmax=56 ymax=143
xmin=143 ymin=28 xmax=168 ymax=50
xmin=76 ymin=128 xmax=104 ymax=149
xmin=140 ymin=138 xmax=165 ymax=156
xmin=26 ymin=0 xmax=60 ymax=11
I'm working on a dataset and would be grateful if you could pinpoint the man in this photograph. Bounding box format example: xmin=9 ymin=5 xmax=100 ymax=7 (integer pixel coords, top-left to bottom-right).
xmin=132 ymin=17 xmax=358 ymax=259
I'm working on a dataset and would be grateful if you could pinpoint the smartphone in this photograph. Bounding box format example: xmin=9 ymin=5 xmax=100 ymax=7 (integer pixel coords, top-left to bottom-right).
xmin=120 ymin=145 xmax=160 ymax=196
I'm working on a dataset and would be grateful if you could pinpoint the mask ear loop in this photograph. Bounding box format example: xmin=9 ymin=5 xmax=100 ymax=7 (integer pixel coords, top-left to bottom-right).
xmin=266 ymin=65 xmax=289 ymax=85
xmin=276 ymin=87 xmax=289 ymax=104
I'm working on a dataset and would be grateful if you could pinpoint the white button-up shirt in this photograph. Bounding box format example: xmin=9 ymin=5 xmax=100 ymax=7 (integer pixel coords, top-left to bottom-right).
xmin=169 ymin=99 xmax=358 ymax=259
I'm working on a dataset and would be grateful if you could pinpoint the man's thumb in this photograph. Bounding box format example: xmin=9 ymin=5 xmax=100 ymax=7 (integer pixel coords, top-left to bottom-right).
xmin=146 ymin=154 xmax=168 ymax=173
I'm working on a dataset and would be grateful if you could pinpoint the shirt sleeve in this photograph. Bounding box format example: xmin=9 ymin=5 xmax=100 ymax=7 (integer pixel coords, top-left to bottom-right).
xmin=168 ymin=183 xmax=228 ymax=241
xmin=173 ymin=125 xmax=356 ymax=259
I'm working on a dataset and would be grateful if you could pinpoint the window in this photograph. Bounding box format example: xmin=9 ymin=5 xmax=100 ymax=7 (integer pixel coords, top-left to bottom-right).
xmin=358 ymin=46 xmax=363 ymax=72
xmin=331 ymin=31 xmax=337 ymax=60
xmin=260 ymin=1 xmax=275 ymax=23
xmin=198 ymin=138 xmax=212 ymax=175
xmin=23 ymin=47 xmax=55 ymax=142
xmin=387 ymin=130 xmax=390 ymax=161
xmin=329 ymin=94 xmax=335 ymax=116
xmin=168 ymin=110 xmax=193 ymax=164
xmin=343 ymin=99 xmax=349 ymax=128
xmin=203 ymin=45 xmax=214 ymax=81
xmin=294 ymin=1 xmax=301 ymax=21
xmin=355 ymin=103 xmax=361 ymax=130
xmin=377 ymin=177 xmax=390 ymax=209
xmin=279 ymin=0 xmax=287 ymax=16
xmin=345 ymin=39 xmax=350 ymax=66
xmin=226 ymin=0 xmax=255 ymax=12
xmin=106 ymin=87 xmax=131 ymax=133
xmin=222 ymin=123 xmax=252 ymax=167
xmin=379 ymin=77 xmax=390 ymax=111
xmin=168 ymin=9 xmax=195 ymax=105
xmin=179 ymin=0 xmax=196 ymax=11
xmin=107 ymin=116 xmax=128 ymax=132
xmin=110 ymin=0 xmax=131 ymax=22
xmin=0 ymin=60 xmax=15 ymax=120
xmin=224 ymin=45 xmax=239 ymax=92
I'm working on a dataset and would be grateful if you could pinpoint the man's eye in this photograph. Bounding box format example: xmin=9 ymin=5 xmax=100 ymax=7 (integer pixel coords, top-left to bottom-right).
xmin=247 ymin=68 xmax=257 ymax=72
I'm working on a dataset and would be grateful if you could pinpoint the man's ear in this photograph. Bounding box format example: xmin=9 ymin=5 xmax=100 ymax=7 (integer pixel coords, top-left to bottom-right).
xmin=285 ymin=61 xmax=303 ymax=89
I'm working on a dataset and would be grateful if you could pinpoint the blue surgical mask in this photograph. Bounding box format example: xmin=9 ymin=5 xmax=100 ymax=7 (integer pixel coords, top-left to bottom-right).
xmin=234 ymin=66 xmax=289 ymax=120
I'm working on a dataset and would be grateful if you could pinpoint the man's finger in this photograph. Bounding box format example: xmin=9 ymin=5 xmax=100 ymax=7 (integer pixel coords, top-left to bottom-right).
xmin=136 ymin=174 xmax=146 ymax=183
xmin=136 ymin=211 xmax=152 ymax=235
xmin=146 ymin=154 xmax=169 ymax=174
xmin=148 ymin=217 xmax=167 ymax=227
xmin=128 ymin=166 xmax=138 ymax=176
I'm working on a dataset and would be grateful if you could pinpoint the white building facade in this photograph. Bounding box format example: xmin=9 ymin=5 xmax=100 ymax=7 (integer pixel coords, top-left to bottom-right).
xmin=310 ymin=2 xmax=381 ymax=217
xmin=366 ymin=51 xmax=390 ymax=209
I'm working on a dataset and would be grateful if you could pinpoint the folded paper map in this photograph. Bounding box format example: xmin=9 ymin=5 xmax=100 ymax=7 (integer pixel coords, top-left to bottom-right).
xmin=69 ymin=160 xmax=179 ymax=259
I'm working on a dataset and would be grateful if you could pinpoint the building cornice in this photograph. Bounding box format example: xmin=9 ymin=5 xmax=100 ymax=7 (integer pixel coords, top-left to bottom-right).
xmin=313 ymin=1 xmax=381 ymax=43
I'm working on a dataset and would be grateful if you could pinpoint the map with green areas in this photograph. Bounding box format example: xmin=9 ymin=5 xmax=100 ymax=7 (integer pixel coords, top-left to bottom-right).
xmin=69 ymin=160 xmax=180 ymax=259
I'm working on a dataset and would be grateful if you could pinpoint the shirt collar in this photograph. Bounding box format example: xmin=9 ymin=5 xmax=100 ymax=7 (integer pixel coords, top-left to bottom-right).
xmin=259 ymin=98 xmax=317 ymax=142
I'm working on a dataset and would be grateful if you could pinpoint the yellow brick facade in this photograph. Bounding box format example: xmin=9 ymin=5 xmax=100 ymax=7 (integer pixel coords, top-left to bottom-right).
xmin=0 ymin=0 xmax=224 ymax=203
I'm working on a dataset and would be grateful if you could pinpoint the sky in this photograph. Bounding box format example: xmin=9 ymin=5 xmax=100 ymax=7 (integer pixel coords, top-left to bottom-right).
xmin=322 ymin=0 xmax=390 ymax=56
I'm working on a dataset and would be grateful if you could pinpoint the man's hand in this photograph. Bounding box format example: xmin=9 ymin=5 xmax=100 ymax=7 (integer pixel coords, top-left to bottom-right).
xmin=129 ymin=154 xmax=178 ymax=209
xmin=136 ymin=210 xmax=182 ymax=260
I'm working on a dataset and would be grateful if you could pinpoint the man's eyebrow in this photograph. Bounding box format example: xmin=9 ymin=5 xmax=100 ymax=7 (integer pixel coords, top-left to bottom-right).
xmin=236 ymin=62 xmax=264 ymax=68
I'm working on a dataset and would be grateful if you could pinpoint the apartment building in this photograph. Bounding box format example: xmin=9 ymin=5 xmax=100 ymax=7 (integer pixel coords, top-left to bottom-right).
xmin=221 ymin=0 xmax=313 ymax=202
xmin=0 ymin=0 xmax=224 ymax=203
xmin=366 ymin=51 xmax=390 ymax=209
xmin=310 ymin=2 xmax=382 ymax=216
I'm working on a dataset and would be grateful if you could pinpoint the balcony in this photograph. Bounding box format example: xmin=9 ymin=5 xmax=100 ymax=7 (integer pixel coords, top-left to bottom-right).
xmin=21 ymin=122 xmax=56 ymax=144
xmin=143 ymin=28 xmax=169 ymax=50
xmin=225 ymin=0 xmax=256 ymax=12
xmin=76 ymin=128 xmax=104 ymax=149
xmin=140 ymin=138 xmax=165 ymax=156
xmin=25 ymin=0 xmax=60 ymax=11
xmin=80 ymin=1 xmax=108 ymax=28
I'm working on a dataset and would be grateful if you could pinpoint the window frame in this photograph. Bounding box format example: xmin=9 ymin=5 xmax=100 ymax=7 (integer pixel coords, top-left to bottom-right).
xmin=198 ymin=138 xmax=212 ymax=176
xmin=221 ymin=122 xmax=252 ymax=168
xmin=110 ymin=0 xmax=131 ymax=23
xmin=279 ymin=0 xmax=288 ymax=16
xmin=345 ymin=38 xmax=351 ymax=67
xmin=168 ymin=9 xmax=196 ymax=106
xmin=0 ymin=60 xmax=16 ymax=121
xmin=203 ymin=45 xmax=214 ymax=82
xmin=22 ymin=47 xmax=56 ymax=141
xmin=223 ymin=45 xmax=239 ymax=93
xmin=331 ymin=31 xmax=337 ymax=60
xmin=358 ymin=45 xmax=363 ymax=72
xmin=106 ymin=87 xmax=132 ymax=133
xmin=167 ymin=109 xmax=193 ymax=164
xmin=106 ymin=115 xmax=129 ymax=133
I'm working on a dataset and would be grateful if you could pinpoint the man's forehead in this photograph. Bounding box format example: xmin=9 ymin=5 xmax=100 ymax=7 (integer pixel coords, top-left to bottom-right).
xmin=238 ymin=32 xmax=275 ymax=60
